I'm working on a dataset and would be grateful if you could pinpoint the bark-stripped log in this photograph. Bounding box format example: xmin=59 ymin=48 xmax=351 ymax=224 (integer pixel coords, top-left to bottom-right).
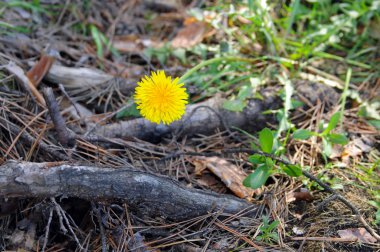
xmin=0 ymin=161 xmax=257 ymax=221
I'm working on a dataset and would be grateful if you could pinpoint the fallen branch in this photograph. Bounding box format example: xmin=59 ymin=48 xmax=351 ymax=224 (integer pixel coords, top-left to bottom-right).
xmin=94 ymin=82 xmax=339 ymax=141
xmin=0 ymin=161 xmax=258 ymax=221
xmin=43 ymin=87 xmax=75 ymax=147
xmin=42 ymin=63 xmax=137 ymax=99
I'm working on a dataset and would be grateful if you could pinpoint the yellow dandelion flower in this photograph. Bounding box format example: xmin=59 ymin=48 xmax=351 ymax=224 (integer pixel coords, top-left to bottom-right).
xmin=134 ymin=70 xmax=188 ymax=125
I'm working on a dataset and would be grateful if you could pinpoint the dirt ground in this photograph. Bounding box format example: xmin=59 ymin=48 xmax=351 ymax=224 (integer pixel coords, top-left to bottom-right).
xmin=0 ymin=1 xmax=379 ymax=251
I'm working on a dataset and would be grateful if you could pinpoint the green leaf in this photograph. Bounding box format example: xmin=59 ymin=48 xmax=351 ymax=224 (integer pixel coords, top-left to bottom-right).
xmin=223 ymin=99 xmax=246 ymax=112
xmin=327 ymin=133 xmax=349 ymax=145
xmin=293 ymin=129 xmax=314 ymax=140
xmin=90 ymin=25 xmax=103 ymax=58
xmin=267 ymin=220 xmax=280 ymax=231
xmin=282 ymin=164 xmax=302 ymax=177
xmin=219 ymin=41 xmax=230 ymax=53
xmin=331 ymin=183 xmax=344 ymax=190
xmin=367 ymin=120 xmax=380 ymax=130
xmin=243 ymin=164 xmax=271 ymax=189
xmin=259 ymin=128 xmax=273 ymax=154
xmin=250 ymin=142 xmax=259 ymax=150
xmin=116 ymin=104 xmax=140 ymax=119
xmin=172 ymin=48 xmax=187 ymax=64
xmin=322 ymin=137 xmax=333 ymax=157
xmin=248 ymin=154 xmax=265 ymax=164
xmin=291 ymin=99 xmax=304 ymax=109
xmin=322 ymin=112 xmax=341 ymax=135
xmin=358 ymin=102 xmax=380 ymax=120
xmin=265 ymin=157 xmax=274 ymax=168
xmin=368 ymin=200 xmax=380 ymax=209
xmin=237 ymin=85 xmax=252 ymax=100
xmin=157 ymin=51 xmax=168 ymax=65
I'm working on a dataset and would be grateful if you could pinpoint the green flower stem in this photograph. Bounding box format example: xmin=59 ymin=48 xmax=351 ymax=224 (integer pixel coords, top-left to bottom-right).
xmin=339 ymin=67 xmax=351 ymax=130
xmin=178 ymin=56 xmax=259 ymax=83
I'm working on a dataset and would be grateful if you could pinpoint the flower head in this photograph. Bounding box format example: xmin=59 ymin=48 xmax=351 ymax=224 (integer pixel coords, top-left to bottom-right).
xmin=134 ymin=70 xmax=188 ymax=125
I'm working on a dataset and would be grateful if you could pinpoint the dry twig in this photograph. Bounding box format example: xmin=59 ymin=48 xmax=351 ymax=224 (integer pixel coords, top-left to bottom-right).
xmin=162 ymin=148 xmax=380 ymax=242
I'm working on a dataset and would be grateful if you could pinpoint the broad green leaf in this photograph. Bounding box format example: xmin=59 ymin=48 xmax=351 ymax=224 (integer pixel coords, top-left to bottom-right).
xmin=265 ymin=157 xmax=274 ymax=168
xmin=267 ymin=220 xmax=280 ymax=231
xmin=248 ymin=154 xmax=265 ymax=164
xmin=157 ymin=51 xmax=168 ymax=65
xmin=358 ymin=102 xmax=380 ymax=120
xmin=172 ymin=48 xmax=187 ymax=64
xmin=368 ymin=200 xmax=380 ymax=209
xmin=116 ymin=104 xmax=140 ymax=119
xmin=219 ymin=41 xmax=230 ymax=53
xmin=291 ymin=99 xmax=304 ymax=109
xmin=282 ymin=164 xmax=302 ymax=177
xmin=250 ymin=142 xmax=259 ymax=150
xmin=237 ymin=85 xmax=252 ymax=100
xmin=243 ymin=164 xmax=271 ymax=189
xmin=277 ymin=109 xmax=293 ymax=134
xmin=331 ymin=183 xmax=344 ymax=190
xmin=367 ymin=120 xmax=380 ymax=130
xmin=273 ymin=138 xmax=285 ymax=156
xmin=322 ymin=137 xmax=332 ymax=157
xmin=259 ymin=128 xmax=273 ymax=153
xmin=223 ymin=99 xmax=246 ymax=112
xmin=250 ymin=77 xmax=261 ymax=89
xmin=327 ymin=133 xmax=349 ymax=145
xmin=293 ymin=129 xmax=314 ymax=140
xmin=322 ymin=112 xmax=341 ymax=135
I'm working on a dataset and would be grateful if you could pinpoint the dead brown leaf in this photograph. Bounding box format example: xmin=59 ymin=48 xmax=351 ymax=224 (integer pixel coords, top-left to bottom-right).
xmin=337 ymin=228 xmax=377 ymax=243
xmin=10 ymin=218 xmax=36 ymax=250
xmin=195 ymin=156 xmax=258 ymax=200
xmin=286 ymin=188 xmax=313 ymax=203
xmin=171 ymin=21 xmax=208 ymax=48
xmin=191 ymin=158 xmax=207 ymax=176
xmin=27 ymin=53 xmax=55 ymax=87
xmin=341 ymin=138 xmax=373 ymax=164
xmin=330 ymin=137 xmax=374 ymax=164
xmin=5 ymin=62 xmax=45 ymax=105
xmin=112 ymin=35 xmax=144 ymax=53
xmin=197 ymin=174 xmax=221 ymax=189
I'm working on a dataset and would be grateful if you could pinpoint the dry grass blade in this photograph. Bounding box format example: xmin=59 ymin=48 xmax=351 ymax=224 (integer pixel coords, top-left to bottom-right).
xmin=214 ymin=221 xmax=264 ymax=251
xmin=5 ymin=62 xmax=45 ymax=106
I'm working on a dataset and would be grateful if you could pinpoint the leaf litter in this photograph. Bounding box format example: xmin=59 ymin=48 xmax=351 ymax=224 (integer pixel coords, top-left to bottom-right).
xmin=0 ymin=1 xmax=379 ymax=251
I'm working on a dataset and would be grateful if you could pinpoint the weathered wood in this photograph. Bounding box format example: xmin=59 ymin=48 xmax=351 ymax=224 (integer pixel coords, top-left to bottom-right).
xmin=0 ymin=161 xmax=257 ymax=221
xmin=94 ymin=82 xmax=339 ymax=141
xmin=94 ymin=91 xmax=281 ymax=142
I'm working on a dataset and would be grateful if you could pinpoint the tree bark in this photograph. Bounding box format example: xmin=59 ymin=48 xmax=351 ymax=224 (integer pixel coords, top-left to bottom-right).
xmin=94 ymin=82 xmax=339 ymax=142
xmin=0 ymin=161 xmax=257 ymax=221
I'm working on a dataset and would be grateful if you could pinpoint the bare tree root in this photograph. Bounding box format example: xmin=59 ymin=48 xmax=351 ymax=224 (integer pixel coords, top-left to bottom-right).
xmin=165 ymin=148 xmax=380 ymax=242
xmin=0 ymin=161 xmax=258 ymax=221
